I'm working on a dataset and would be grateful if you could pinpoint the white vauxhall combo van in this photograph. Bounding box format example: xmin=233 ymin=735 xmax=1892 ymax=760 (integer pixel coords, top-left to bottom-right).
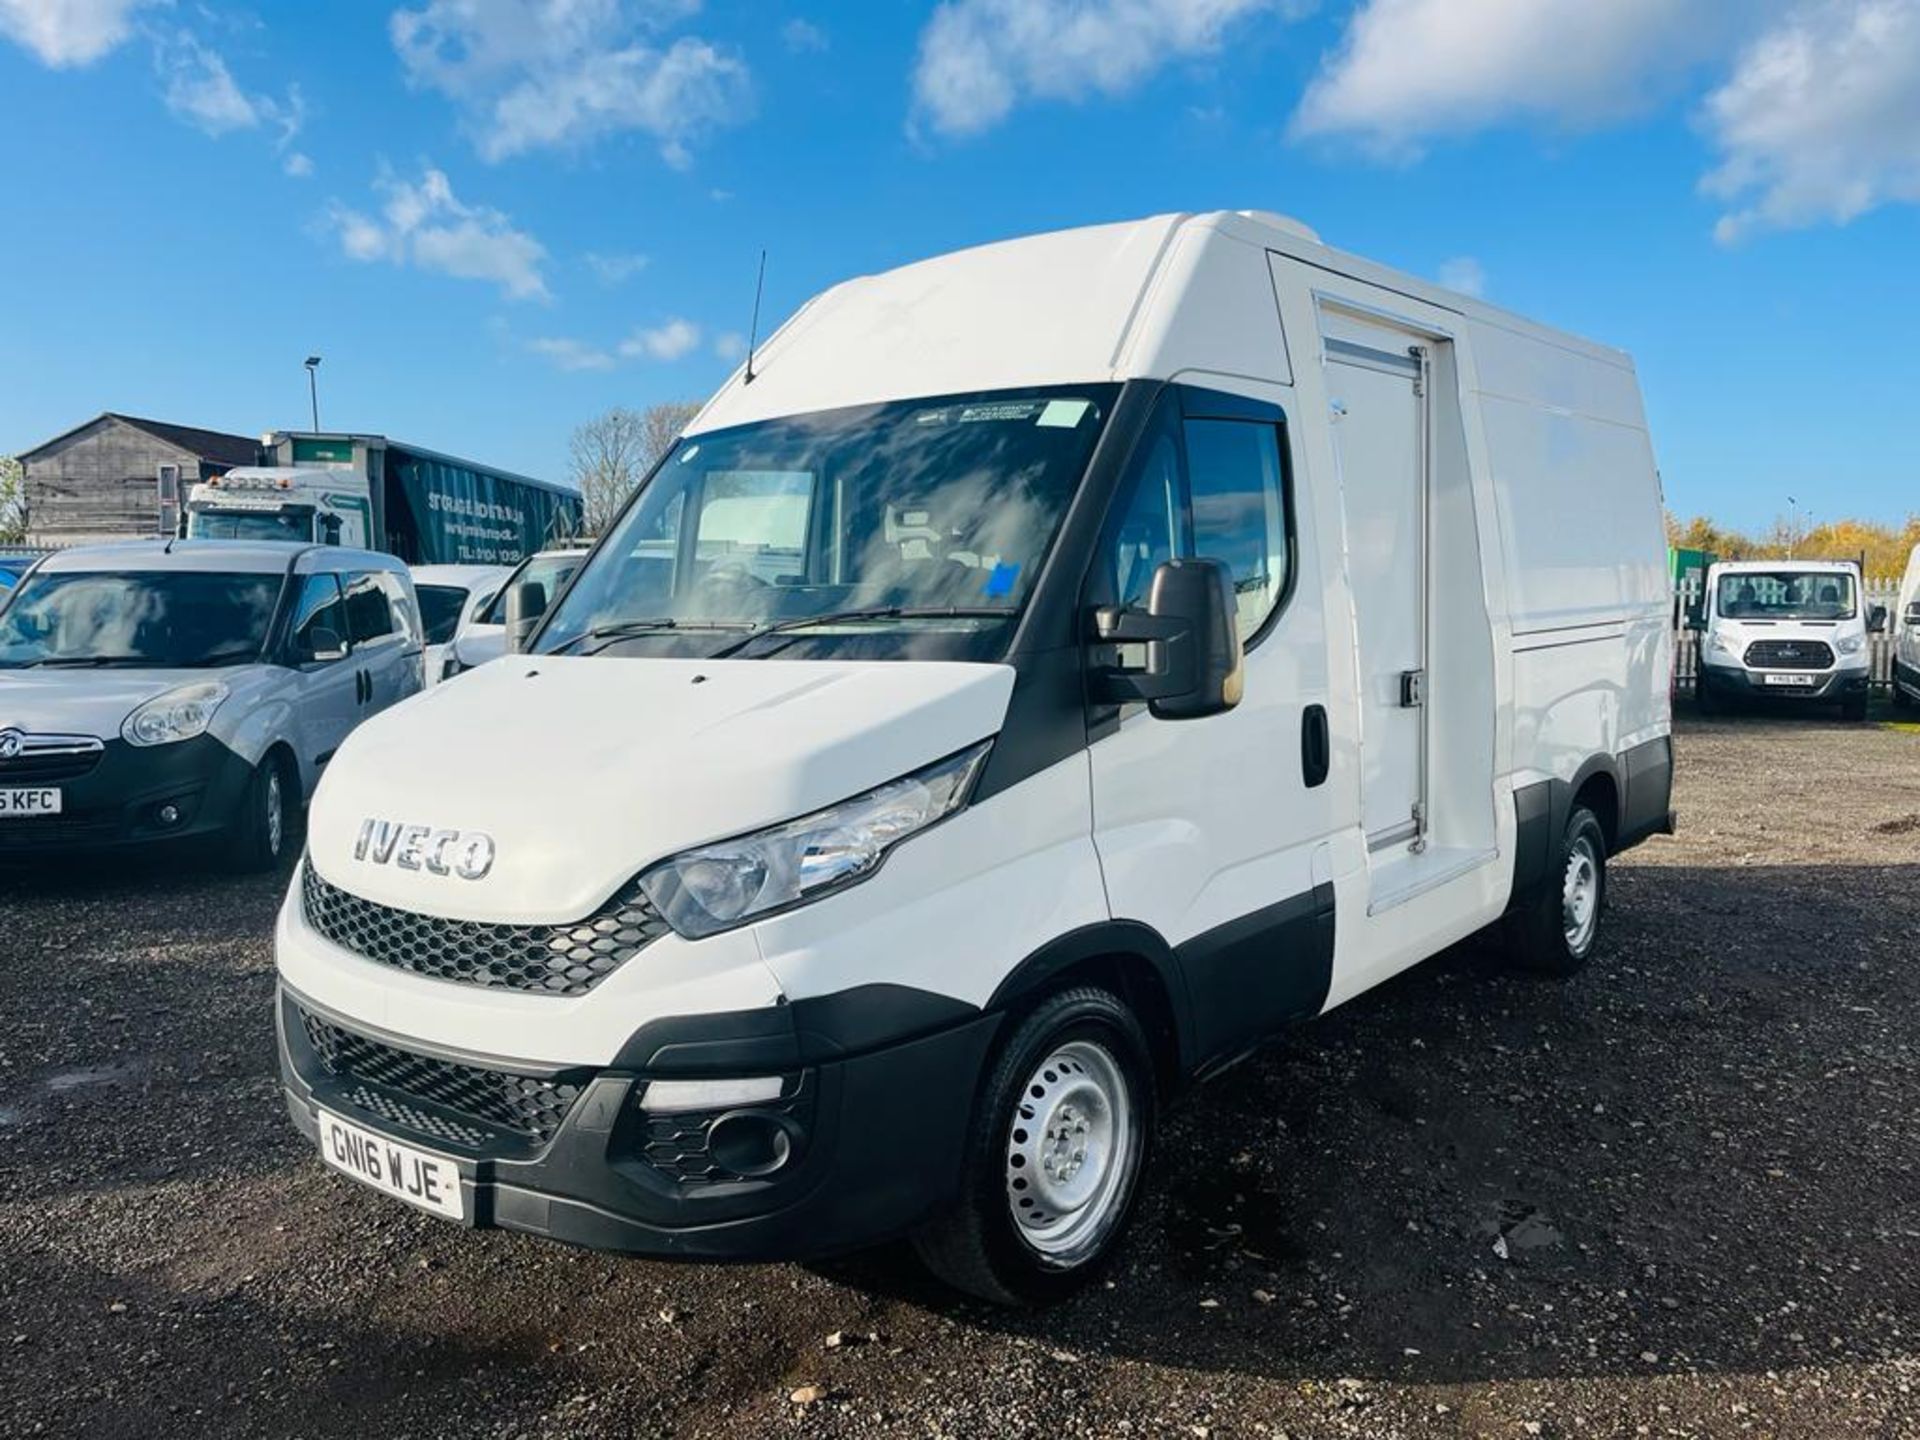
xmin=275 ymin=212 xmax=1674 ymax=1303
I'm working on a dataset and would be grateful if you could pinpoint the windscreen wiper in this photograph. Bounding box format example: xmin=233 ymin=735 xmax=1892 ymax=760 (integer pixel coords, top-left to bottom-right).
xmin=703 ymin=606 xmax=1017 ymax=661
xmin=549 ymin=618 xmax=751 ymax=658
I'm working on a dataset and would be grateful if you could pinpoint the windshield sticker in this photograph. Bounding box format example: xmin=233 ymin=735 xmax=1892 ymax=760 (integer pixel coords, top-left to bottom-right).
xmin=678 ymin=445 xmax=700 ymax=464
xmin=1036 ymin=399 xmax=1091 ymax=428
xmin=983 ymin=562 xmax=1020 ymax=598
xmin=957 ymin=402 xmax=1044 ymax=424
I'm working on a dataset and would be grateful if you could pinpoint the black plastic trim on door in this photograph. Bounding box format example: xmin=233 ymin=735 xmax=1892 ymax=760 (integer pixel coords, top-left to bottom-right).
xmin=1301 ymin=704 xmax=1330 ymax=788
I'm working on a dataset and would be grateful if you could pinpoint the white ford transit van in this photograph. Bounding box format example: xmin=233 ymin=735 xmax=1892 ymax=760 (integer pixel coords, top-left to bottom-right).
xmin=275 ymin=212 xmax=1674 ymax=1303
xmin=1694 ymin=559 xmax=1881 ymax=720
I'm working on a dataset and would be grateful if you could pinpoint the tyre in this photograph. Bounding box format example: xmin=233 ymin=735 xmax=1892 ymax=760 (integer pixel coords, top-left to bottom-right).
xmin=1503 ymin=803 xmax=1607 ymax=977
xmin=227 ymin=752 xmax=294 ymax=873
xmin=912 ymin=986 xmax=1155 ymax=1306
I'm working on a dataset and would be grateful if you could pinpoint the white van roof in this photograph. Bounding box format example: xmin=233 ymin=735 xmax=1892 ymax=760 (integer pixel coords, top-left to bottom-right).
xmin=691 ymin=210 xmax=1633 ymax=435
xmin=1709 ymin=559 xmax=1860 ymax=575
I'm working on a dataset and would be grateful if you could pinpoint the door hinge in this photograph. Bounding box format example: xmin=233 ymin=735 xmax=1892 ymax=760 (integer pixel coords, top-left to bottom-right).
xmin=1399 ymin=668 xmax=1426 ymax=707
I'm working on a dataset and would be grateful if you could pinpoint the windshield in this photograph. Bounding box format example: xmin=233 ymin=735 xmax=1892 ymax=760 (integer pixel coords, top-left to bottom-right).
xmin=537 ymin=385 xmax=1119 ymax=661
xmin=1716 ymin=570 xmax=1857 ymax=620
xmin=477 ymin=554 xmax=583 ymax=625
xmin=416 ymin=584 xmax=471 ymax=645
xmin=190 ymin=508 xmax=314 ymax=543
xmin=0 ymin=570 xmax=283 ymax=668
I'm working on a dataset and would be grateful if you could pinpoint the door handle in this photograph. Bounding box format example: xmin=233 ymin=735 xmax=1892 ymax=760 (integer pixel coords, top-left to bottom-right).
xmin=356 ymin=669 xmax=369 ymax=705
xmin=1301 ymin=704 xmax=1330 ymax=789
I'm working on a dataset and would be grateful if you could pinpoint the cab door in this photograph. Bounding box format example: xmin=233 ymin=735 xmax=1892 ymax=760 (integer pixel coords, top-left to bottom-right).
xmin=285 ymin=573 xmax=359 ymax=793
xmin=1086 ymin=385 xmax=1336 ymax=1068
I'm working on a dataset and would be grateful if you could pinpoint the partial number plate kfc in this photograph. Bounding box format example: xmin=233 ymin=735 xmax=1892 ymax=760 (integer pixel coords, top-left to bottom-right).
xmin=1763 ymin=673 xmax=1819 ymax=688
xmin=316 ymin=1108 xmax=465 ymax=1221
xmin=0 ymin=788 xmax=60 ymax=816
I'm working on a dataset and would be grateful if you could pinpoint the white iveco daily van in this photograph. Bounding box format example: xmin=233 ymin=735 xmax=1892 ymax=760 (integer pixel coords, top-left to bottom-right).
xmin=275 ymin=212 xmax=1674 ymax=1303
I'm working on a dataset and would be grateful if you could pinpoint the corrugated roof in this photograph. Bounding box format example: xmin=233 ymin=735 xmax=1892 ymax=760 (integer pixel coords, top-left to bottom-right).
xmin=17 ymin=412 xmax=259 ymax=467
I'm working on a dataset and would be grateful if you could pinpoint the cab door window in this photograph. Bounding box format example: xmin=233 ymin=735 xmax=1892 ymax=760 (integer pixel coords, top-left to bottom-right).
xmin=290 ymin=574 xmax=348 ymax=662
xmin=1092 ymin=389 xmax=1294 ymax=644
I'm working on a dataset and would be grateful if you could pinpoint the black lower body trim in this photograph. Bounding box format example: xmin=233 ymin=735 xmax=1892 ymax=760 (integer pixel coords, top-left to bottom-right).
xmin=1616 ymin=734 xmax=1675 ymax=853
xmin=0 ymin=733 xmax=254 ymax=858
xmin=1174 ymin=883 xmax=1336 ymax=1074
xmin=1698 ymin=662 xmax=1868 ymax=703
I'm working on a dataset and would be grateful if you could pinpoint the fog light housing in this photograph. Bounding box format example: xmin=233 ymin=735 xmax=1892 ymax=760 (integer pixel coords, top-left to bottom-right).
xmin=706 ymin=1111 xmax=796 ymax=1178
xmin=156 ymin=803 xmax=182 ymax=826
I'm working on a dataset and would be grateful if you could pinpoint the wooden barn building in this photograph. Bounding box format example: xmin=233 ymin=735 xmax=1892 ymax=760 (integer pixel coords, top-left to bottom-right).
xmin=18 ymin=413 xmax=261 ymax=547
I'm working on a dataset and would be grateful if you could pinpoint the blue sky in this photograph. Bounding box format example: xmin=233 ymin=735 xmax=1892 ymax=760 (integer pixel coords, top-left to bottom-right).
xmin=2 ymin=0 xmax=1917 ymax=533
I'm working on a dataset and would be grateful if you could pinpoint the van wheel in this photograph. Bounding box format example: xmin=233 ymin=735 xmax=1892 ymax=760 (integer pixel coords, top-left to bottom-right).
xmin=228 ymin=753 xmax=294 ymax=873
xmin=1504 ymin=804 xmax=1607 ymax=977
xmin=912 ymin=987 xmax=1154 ymax=1306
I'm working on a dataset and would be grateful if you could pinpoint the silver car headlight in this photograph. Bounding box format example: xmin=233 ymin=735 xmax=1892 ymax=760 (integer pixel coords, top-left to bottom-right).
xmin=122 ymin=681 xmax=230 ymax=747
xmin=1836 ymin=634 xmax=1865 ymax=656
xmin=639 ymin=741 xmax=993 ymax=939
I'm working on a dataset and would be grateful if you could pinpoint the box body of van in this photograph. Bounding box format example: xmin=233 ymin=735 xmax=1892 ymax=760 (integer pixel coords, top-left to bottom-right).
xmin=274 ymin=212 xmax=1673 ymax=1300
xmin=1695 ymin=559 xmax=1877 ymax=720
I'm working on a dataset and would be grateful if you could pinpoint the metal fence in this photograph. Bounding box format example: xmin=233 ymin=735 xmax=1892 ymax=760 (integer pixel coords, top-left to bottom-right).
xmin=1671 ymin=575 xmax=1901 ymax=693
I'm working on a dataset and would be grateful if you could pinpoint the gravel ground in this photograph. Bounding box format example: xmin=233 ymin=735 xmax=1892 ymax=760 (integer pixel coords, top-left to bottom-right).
xmin=4 ymin=711 xmax=1919 ymax=1439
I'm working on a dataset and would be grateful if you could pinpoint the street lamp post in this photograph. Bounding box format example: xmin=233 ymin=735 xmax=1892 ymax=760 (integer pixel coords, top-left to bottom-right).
xmin=304 ymin=355 xmax=322 ymax=432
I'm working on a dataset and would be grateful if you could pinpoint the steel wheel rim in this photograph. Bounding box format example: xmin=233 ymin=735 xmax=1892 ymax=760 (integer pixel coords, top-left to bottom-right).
xmin=1005 ymin=1038 xmax=1137 ymax=1267
xmin=1562 ymin=835 xmax=1599 ymax=953
xmin=265 ymin=768 xmax=284 ymax=857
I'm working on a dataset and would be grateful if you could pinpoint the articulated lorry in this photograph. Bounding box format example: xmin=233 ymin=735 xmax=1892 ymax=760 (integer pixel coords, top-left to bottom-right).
xmin=185 ymin=432 xmax=580 ymax=566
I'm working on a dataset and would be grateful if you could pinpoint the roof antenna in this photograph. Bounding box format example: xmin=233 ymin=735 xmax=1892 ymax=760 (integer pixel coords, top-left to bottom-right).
xmin=743 ymin=248 xmax=767 ymax=386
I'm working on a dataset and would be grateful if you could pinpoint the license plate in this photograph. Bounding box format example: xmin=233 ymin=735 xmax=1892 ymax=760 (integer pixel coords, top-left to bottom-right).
xmin=315 ymin=1108 xmax=465 ymax=1221
xmin=1762 ymin=672 xmax=1818 ymax=687
xmin=0 ymin=788 xmax=61 ymax=816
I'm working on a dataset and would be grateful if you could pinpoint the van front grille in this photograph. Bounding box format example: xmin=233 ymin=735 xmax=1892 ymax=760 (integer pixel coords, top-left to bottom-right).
xmin=298 ymin=1007 xmax=586 ymax=1146
xmin=300 ymin=858 xmax=670 ymax=996
xmin=1744 ymin=639 xmax=1834 ymax=670
xmin=0 ymin=734 xmax=104 ymax=783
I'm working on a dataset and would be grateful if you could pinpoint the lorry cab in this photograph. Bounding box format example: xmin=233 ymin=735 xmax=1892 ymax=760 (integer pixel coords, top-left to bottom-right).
xmin=1695 ymin=559 xmax=1880 ymax=721
xmin=185 ymin=467 xmax=372 ymax=549
xmin=275 ymin=212 xmax=1674 ymax=1303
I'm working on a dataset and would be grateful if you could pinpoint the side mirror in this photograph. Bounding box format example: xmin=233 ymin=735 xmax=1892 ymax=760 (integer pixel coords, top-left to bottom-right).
xmin=1904 ymin=601 xmax=1920 ymax=629
xmin=1685 ymin=610 xmax=1706 ymax=632
xmin=1090 ymin=557 xmax=1243 ymax=720
xmin=504 ymin=580 xmax=549 ymax=654
xmin=305 ymin=626 xmax=347 ymax=663
xmin=1868 ymin=603 xmax=1889 ymax=634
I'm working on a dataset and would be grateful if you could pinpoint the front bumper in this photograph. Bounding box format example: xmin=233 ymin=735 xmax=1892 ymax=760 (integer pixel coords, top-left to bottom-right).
xmin=0 ymin=734 xmax=253 ymax=856
xmin=1698 ymin=662 xmax=1869 ymax=702
xmin=277 ymin=983 xmax=1000 ymax=1261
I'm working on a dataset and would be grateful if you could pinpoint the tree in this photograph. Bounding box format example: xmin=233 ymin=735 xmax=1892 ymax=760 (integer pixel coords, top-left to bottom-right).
xmin=567 ymin=401 xmax=701 ymax=534
xmin=0 ymin=455 xmax=25 ymax=545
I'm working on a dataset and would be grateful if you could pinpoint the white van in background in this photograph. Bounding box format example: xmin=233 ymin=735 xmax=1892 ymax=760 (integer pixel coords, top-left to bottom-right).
xmin=410 ymin=563 xmax=511 ymax=688
xmin=1893 ymin=544 xmax=1920 ymax=708
xmin=1695 ymin=559 xmax=1881 ymax=721
xmin=275 ymin=211 xmax=1673 ymax=1304
xmin=441 ymin=545 xmax=591 ymax=680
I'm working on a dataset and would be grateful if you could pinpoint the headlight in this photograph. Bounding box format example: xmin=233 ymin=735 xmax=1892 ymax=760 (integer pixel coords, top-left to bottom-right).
xmin=1836 ymin=634 xmax=1865 ymax=656
xmin=1708 ymin=632 xmax=1737 ymax=655
xmin=122 ymin=681 xmax=229 ymax=747
xmin=639 ymin=741 xmax=992 ymax=939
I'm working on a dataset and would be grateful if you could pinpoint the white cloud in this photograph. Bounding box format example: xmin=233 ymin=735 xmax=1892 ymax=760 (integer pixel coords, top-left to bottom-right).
xmin=712 ymin=330 xmax=746 ymax=361
xmin=284 ymin=150 xmax=314 ymax=178
xmin=0 ymin=0 xmax=154 ymax=67
xmin=1292 ymin=0 xmax=1756 ymax=155
xmin=910 ymin=0 xmax=1293 ymax=138
xmin=390 ymin=0 xmax=752 ymax=165
xmin=1437 ymin=256 xmax=1487 ymax=298
xmin=620 ymin=317 xmax=701 ymax=360
xmin=1703 ymin=0 xmax=1920 ymax=243
xmin=327 ymin=165 xmax=550 ymax=301
xmin=530 ymin=336 xmax=617 ymax=371
xmin=783 ymin=17 xmax=827 ymax=53
xmin=585 ymin=250 xmax=650 ymax=284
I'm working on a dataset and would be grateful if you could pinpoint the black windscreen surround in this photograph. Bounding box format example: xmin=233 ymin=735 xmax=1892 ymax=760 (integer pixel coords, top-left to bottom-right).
xmin=536 ymin=384 xmax=1121 ymax=663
